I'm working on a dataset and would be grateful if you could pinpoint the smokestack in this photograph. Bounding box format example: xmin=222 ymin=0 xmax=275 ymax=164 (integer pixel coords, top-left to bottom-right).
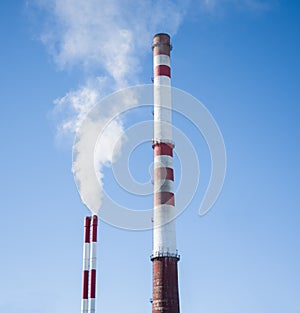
xmin=151 ymin=33 xmax=180 ymax=313
xmin=88 ymin=215 xmax=98 ymax=313
xmin=81 ymin=216 xmax=91 ymax=313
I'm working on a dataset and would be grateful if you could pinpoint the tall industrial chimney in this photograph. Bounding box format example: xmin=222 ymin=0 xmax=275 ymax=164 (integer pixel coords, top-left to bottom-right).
xmin=151 ymin=33 xmax=180 ymax=313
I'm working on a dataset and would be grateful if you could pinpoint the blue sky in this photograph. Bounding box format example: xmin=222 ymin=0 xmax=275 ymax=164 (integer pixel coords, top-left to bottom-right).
xmin=0 ymin=1 xmax=300 ymax=312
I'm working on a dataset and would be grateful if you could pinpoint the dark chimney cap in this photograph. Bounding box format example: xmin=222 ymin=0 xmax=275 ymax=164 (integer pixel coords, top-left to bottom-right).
xmin=153 ymin=33 xmax=170 ymax=39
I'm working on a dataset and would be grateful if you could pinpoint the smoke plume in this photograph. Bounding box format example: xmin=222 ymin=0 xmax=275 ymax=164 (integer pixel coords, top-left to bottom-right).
xmin=38 ymin=0 xmax=185 ymax=213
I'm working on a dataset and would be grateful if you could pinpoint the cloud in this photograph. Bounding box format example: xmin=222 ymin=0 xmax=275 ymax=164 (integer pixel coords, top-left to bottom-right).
xmin=242 ymin=0 xmax=278 ymax=11
xmin=35 ymin=0 xmax=275 ymax=77
xmin=197 ymin=0 xmax=278 ymax=13
xmin=37 ymin=0 xmax=185 ymax=85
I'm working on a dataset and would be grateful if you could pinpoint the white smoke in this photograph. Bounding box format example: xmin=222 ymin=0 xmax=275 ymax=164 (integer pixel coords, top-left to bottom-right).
xmin=35 ymin=0 xmax=186 ymax=214
xmin=72 ymin=114 xmax=125 ymax=214
xmin=72 ymin=89 xmax=137 ymax=213
xmin=33 ymin=0 xmax=275 ymax=213
xmin=53 ymin=79 xmax=103 ymax=134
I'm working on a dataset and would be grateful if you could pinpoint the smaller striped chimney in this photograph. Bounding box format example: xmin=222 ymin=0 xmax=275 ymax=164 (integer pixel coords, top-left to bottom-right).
xmin=81 ymin=215 xmax=98 ymax=313
xmin=81 ymin=216 xmax=91 ymax=313
xmin=88 ymin=215 xmax=98 ymax=313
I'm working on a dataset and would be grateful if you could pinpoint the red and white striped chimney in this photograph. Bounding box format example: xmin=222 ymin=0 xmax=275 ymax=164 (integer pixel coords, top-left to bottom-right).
xmin=151 ymin=33 xmax=180 ymax=313
xmin=88 ymin=215 xmax=98 ymax=313
xmin=81 ymin=216 xmax=91 ymax=313
xmin=81 ymin=215 xmax=98 ymax=313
